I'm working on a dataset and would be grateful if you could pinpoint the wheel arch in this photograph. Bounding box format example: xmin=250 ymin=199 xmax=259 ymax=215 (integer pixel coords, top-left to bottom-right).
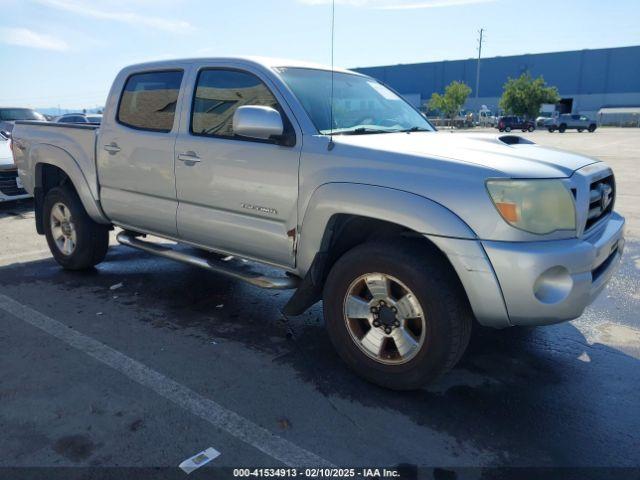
xmin=284 ymin=183 xmax=477 ymax=315
xmin=32 ymin=144 xmax=109 ymax=233
xmin=297 ymin=183 xmax=475 ymax=274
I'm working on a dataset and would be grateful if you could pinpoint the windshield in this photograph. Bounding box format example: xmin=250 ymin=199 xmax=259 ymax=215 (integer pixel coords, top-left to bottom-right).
xmin=277 ymin=68 xmax=434 ymax=135
xmin=0 ymin=108 xmax=45 ymax=121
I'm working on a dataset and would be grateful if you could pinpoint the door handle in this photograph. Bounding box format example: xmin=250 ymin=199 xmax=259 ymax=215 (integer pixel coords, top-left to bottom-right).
xmin=177 ymin=152 xmax=201 ymax=164
xmin=103 ymin=143 xmax=121 ymax=154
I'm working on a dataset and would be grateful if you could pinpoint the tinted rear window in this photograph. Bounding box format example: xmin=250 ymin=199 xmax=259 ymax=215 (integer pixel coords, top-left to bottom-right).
xmin=117 ymin=70 xmax=183 ymax=132
xmin=59 ymin=115 xmax=85 ymax=123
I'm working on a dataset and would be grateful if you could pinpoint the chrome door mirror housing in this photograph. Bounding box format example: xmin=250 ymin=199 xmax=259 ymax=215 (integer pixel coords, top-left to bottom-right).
xmin=233 ymin=106 xmax=284 ymax=141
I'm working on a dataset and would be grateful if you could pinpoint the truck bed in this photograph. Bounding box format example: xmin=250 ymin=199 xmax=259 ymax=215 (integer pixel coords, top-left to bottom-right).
xmin=11 ymin=121 xmax=99 ymax=198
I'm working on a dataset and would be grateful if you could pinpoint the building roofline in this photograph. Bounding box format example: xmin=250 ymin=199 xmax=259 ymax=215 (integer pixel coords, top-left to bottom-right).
xmin=353 ymin=44 xmax=640 ymax=70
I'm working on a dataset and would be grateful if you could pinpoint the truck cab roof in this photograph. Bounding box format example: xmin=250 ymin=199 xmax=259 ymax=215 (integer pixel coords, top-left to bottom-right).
xmin=120 ymin=56 xmax=362 ymax=76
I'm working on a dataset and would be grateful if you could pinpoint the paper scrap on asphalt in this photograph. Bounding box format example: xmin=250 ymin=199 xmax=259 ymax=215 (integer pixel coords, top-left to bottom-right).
xmin=179 ymin=447 xmax=220 ymax=474
xmin=110 ymin=282 xmax=124 ymax=291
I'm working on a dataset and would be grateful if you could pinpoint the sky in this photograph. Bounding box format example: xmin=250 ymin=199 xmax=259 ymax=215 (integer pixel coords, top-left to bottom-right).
xmin=0 ymin=0 xmax=638 ymax=110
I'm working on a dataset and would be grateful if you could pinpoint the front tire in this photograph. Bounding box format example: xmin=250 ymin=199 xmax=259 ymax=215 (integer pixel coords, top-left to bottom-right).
xmin=504 ymin=126 xmax=512 ymax=132
xmin=528 ymin=126 xmax=535 ymax=132
xmin=323 ymin=241 xmax=472 ymax=390
xmin=588 ymin=124 xmax=597 ymax=132
xmin=559 ymin=124 xmax=567 ymax=133
xmin=44 ymin=186 xmax=109 ymax=270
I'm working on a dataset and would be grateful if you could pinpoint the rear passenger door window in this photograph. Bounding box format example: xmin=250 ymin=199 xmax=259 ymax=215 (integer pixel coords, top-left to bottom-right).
xmin=117 ymin=70 xmax=183 ymax=132
xmin=190 ymin=69 xmax=279 ymax=139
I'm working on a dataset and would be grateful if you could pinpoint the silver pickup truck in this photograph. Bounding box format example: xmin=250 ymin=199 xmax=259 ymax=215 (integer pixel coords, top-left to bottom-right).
xmin=11 ymin=57 xmax=625 ymax=389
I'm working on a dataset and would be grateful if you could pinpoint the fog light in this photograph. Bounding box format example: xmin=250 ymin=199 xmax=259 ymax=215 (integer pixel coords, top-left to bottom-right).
xmin=533 ymin=266 xmax=573 ymax=304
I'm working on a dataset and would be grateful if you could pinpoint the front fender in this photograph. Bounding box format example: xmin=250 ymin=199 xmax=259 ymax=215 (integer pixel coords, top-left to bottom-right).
xmin=296 ymin=182 xmax=476 ymax=274
xmin=32 ymin=144 xmax=109 ymax=224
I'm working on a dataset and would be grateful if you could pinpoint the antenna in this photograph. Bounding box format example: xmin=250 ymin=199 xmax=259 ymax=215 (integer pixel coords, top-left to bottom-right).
xmin=475 ymin=28 xmax=484 ymax=103
xmin=328 ymin=0 xmax=336 ymax=151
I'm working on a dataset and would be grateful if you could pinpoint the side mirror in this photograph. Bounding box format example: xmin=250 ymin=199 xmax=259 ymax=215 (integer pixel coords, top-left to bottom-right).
xmin=233 ymin=106 xmax=284 ymax=142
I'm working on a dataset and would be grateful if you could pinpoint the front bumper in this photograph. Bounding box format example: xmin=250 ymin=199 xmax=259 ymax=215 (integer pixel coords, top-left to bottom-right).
xmin=0 ymin=168 xmax=31 ymax=202
xmin=482 ymin=212 xmax=625 ymax=326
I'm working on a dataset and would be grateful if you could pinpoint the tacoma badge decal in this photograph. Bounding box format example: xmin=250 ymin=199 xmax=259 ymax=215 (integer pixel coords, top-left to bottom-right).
xmin=241 ymin=203 xmax=278 ymax=215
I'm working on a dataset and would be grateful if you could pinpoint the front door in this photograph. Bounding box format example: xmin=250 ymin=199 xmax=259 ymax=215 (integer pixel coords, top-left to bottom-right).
xmin=174 ymin=67 xmax=301 ymax=268
xmin=98 ymin=69 xmax=185 ymax=237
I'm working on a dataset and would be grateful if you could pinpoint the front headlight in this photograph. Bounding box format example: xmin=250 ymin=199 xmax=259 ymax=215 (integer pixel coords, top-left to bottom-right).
xmin=486 ymin=179 xmax=576 ymax=234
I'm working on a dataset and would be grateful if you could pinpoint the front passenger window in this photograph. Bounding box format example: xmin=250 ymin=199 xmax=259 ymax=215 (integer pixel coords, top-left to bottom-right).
xmin=191 ymin=69 xmax=279 ymax=139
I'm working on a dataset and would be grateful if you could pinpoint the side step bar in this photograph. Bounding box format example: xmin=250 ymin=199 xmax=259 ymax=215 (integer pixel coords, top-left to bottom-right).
xmin=116 ymin=231 xmax=300 ymax=290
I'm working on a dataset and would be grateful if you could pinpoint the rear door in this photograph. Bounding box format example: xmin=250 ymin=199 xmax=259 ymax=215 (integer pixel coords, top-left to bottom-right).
xmin=173 ymin=64 xmax=302 ymax=268
xmin=98 ymin=69 xmax=185 ymax=237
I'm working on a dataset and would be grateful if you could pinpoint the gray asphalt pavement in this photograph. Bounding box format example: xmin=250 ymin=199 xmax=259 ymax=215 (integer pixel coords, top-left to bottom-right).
xmin=0 ymin=128 xmax=639 ymax=477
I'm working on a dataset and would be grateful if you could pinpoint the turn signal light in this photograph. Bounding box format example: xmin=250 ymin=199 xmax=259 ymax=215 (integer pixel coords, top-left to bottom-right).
xmin=495 ymin=202 xmax=519 ymax=222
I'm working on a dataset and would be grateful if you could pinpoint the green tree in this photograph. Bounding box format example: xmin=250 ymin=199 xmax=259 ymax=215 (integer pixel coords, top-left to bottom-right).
xmin=427 ymin=81 xmax=472 ymax=122
xmin=499 ymin=73 xmax=560 ymax=118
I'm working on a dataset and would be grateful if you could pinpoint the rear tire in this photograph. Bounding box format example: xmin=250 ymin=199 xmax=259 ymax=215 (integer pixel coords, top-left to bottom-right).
xmin=323 ymin=240 xmax=472 ymax=390
xmin=504 ymin=126 xmax=512 ymax=132
xmin=577 ymin=128 xmax=584 ymax=133
xmin=43 ymin=186 xmax=109 ymax=270
xmin=527 ymin=126 xmax=535 ymax=132
xmin=548 ymin=127 xmax=555 ymax=132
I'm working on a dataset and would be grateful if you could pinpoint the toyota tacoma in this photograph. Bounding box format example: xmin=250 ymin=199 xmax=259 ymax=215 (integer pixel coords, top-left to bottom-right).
xmin=11 ymin=57 xmax=625 ymax=389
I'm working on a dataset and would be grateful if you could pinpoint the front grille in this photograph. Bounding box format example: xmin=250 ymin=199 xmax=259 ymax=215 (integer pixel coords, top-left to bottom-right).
xmin=585 ymin=174 xmax=615 ymax=231
xmin=0 ymin=169 xmax=27 ymax=197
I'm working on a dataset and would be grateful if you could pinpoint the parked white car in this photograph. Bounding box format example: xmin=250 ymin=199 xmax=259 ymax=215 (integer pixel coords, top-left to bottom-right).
xmin=0 ymin=132 xmax=31 ymax=202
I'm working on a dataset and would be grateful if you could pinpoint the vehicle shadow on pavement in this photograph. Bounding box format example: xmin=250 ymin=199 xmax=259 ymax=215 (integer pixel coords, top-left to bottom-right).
xmin=0 ymin=240 xmax=638 ymax=468
xmin=0 ymin=199 xmax=34 ymax=219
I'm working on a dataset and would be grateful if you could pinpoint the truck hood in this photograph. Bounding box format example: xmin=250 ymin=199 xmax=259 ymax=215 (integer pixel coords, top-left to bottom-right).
xmin=0 ymin=139 xmax=14 ymax=168
xmin=333 ymin=131 xmax=599 ymax=178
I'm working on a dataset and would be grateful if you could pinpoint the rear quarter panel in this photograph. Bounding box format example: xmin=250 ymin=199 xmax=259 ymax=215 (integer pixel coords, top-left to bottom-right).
xmin=11 ymin=122 xmax=108 ymax=223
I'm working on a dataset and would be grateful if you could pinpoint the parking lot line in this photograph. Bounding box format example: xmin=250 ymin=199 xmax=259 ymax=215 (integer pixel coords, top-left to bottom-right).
xmin=0 ymin=293 xmax=334 ymax=468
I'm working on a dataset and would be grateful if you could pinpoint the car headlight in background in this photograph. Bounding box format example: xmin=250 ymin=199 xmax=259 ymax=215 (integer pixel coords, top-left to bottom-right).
xmin=486 ymin=179 xmax=576 ymax=234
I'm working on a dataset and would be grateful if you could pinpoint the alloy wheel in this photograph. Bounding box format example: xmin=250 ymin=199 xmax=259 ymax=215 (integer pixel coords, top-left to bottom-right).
xmin=50 ymin=202 xmax=77 ymax=256
xmin=343 ymin=273 xmax=426 ymax=365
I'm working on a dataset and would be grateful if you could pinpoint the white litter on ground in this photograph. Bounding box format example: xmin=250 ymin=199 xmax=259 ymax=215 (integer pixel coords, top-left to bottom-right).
xmin=109 ymin=282 xmax=124 ymax=291
xmin=179 ymin=447 xmax=221 ymax=474
xmin=578 ymin=352 xmax=591 ymax=363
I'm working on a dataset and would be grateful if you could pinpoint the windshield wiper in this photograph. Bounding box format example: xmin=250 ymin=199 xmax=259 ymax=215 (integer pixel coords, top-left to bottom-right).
xmin=398 ymin=126 xmax=431 ymax=132
xmin=335 ymin=127 xmax=392 ymax=135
